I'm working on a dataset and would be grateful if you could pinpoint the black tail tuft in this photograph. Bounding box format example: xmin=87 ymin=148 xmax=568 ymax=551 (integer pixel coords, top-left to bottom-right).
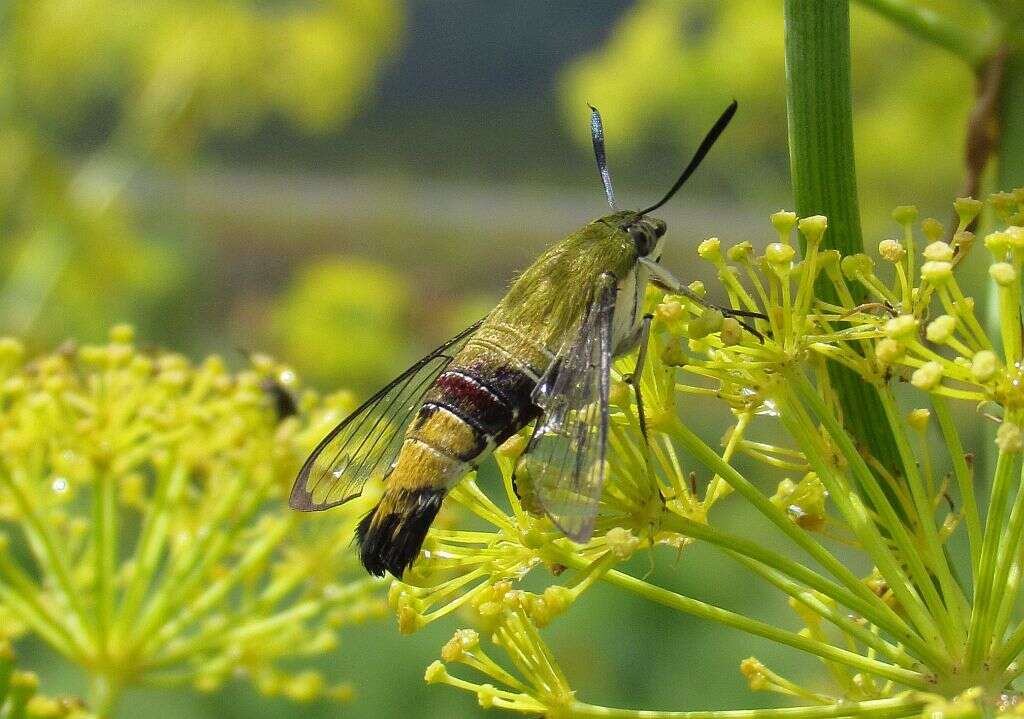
xmin=355 ymin=488 xmax=446 ymax=577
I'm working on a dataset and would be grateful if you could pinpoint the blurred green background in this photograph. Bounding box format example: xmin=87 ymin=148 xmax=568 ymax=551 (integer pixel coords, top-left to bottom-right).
xmin=0 ymin=0 xmax=990 ymax=716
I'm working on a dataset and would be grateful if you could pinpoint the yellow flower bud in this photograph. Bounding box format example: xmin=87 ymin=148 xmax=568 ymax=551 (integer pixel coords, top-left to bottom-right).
xmin=606 ymin=526 xmax=640 ymax=559
xmin=26 ymin=696 xmax=62 ymax=717
xmin=442 ymin=629 xmax=479 ymax=661
xmin=875 ymin=338 xmax=904 ymax=364
xmin=971 ymin=350 xmax=999 ymax=383
xmin=727 ymin=241 xmax=754 ymax=262
xmin=907 ymin=409 xmax=930 ymax=431
xmin=923 ymin=241 xmax=954 ymax=262
xmin=703 ymin=309 xmax=724 ymax=334
xmin=109 ymin=323 xmax=135 ymax=344
xmin=953 ymin=196 xmax=983 ymax=226
xmin=892 ymin=205 xmax=919 ymax=224
xmin=424 ymin=661 xmax=448 ymax=684
xmin=997 ymin=422 xmax=1024 ymax=454
xmin=766 ymin=242 xmax=795 ymax=265
xmin=283 ymin=671 xmax=324 ymax=702
xmin=986 ymin=231 xmax=1011 ymax=257
xmin=841 ymin=254 xmax=874 ymax=280
xmin=1007 ymin=226 xmax=1024 ymax=249
xmin=925 ymin=315 xmax=956 ymax=344
xmin=817 ymin=249 xmax=840 ymax=269
xmin=740 ymin=657 xmax=769 ymax=691
xmin=720 ymin=317 xmax=743 ymax=346
xmin=797 ymin=215 xmax=827 ymax=245
xmin=911 ymin=362 xmax=943 ymax=392
xmin=398 ymin=604 xmax=424 ymax=634
xmin=770 ymin=210 xmax=797 ymax=236
xmin=0 ymin=337 xmax=25 ymax=365
xmin=922 ymin=218 xmax=944 ymax=243
xmin=698 ymin=238 xmax=722 ymax=263
xmin=656 ymin=300 xmax=684 ymax=324
xmin=990 ymin=262 xmax=1017 ymax=286
xmin=878 ymin=239 xmax=905 ymax=262
xmin=884 ymin=315 xmax=917 ymax=340
xmin=477 ymin=683 xmax=498 ymax=709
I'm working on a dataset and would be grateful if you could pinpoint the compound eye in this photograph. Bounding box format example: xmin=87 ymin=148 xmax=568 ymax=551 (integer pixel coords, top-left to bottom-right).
xmin=652 ymin=219 xmax=667 ymax=238
xmin=629 ymin=225 xmax=653 ymax=256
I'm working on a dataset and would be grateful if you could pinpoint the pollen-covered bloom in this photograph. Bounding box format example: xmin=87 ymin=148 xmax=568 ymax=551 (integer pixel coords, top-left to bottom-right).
xmin=0 ymin=326 xmax=385 ymax=716
xmin=404 ymin=191 xmax=1024 ymax=718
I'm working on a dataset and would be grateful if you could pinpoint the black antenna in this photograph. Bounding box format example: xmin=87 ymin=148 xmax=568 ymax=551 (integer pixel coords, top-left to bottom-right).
xmin=636 ymin=100 xmax=738 ymax=216
xmin=588 ymin=104 xmax=617 ymax=210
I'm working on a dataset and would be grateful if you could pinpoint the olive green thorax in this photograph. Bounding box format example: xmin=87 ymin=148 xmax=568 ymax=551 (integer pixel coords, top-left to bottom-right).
xmin=485 ymin=210 xmax=667 ymax=355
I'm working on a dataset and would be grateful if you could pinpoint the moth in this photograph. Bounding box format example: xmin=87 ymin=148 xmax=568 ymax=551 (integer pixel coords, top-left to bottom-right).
xmin=290 ymin=100 xmax=758 ymax=577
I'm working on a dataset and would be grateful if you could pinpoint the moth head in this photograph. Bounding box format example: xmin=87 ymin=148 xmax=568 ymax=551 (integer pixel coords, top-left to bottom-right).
xmin=624 ymin=215 xmax=667 ymax=260
xmin=586 ymin=100 xmax=737 ymax=259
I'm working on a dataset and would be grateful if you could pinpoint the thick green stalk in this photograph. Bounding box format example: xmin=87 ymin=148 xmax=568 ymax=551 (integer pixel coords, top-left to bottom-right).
xmin=783 ymin=0 xmax=906 ymax=491
xmin=998 ymin=48 xmax=1024 ymax=188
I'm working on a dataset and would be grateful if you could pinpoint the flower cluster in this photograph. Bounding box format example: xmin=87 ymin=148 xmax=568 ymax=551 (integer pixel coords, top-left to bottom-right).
xmin=401 ymin=191 xmax=1024 ymax=718
xmin=0 ymin=326 xmax=385 ymax=716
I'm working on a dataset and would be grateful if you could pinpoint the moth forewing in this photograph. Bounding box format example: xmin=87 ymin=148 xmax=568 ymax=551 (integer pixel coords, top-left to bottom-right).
xmin=520 ymin=272 xmax=616 ymax=542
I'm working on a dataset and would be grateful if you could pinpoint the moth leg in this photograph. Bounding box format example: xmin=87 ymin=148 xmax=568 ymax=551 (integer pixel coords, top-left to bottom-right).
xmin=625 ymin=313 xmax=666 ymax=516
xmin=625 ymin=313 xmax=654 ymax=446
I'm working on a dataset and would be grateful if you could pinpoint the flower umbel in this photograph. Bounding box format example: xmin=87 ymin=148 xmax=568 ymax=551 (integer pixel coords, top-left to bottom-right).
xmin=404 ymin=192 xmax=1024 ymax=718
xmin=0 ymin=327 xmax=385 ymax=716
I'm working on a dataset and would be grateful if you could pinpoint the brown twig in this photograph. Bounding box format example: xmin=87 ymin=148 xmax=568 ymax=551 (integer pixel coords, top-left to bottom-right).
xmin=952 ymin=46 xmax=1009 ymax=236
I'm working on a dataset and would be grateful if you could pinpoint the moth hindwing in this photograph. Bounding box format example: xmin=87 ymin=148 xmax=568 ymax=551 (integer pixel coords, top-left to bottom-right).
xmin=289 ymin=320 xmax=483 ymax=511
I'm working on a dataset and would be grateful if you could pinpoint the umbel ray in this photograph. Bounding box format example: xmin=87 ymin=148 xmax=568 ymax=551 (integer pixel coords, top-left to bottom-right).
xmin=289 ymin=99 xmax=763 ymax=578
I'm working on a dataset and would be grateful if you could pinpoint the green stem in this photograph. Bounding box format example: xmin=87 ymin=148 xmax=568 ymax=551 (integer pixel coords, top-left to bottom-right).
xmin=931 ymin=397 xmax=982 ymax=577
xmin=586 ymin=562 xmax=929 ymax=689
xmin=786 ymin=373 xmax=951 ymax=655
xmin=985 ymin=461 xmax=1024 ymax=656
xmin=966 ymin=450 xmax=1020 ymax=669
xmin=662 ymin=514 xmax=932 ymax=666
xmin=784 ymin=0 xmax=906 ymax=505
xmin=729 ymin=552 xmax=913 ymax=670
xmin=854 ymin=0 xmax=991 ymax=66
xmin=89 ymin=673 xmax=122 ymax=719
xmin=665 ymin=416 xmax=918 ymax=639
xmin=0 ymin=469 xmax=95 ymax=648
xmin=567 ymin=696 xmax=924 ymax=719
xmin=876 ymin=392 xmax=969 ymax=645
xmin=94 ymin=466 xmax=118 ymax=660
xmin=998 ymin=47 xmax=1024 ymax=188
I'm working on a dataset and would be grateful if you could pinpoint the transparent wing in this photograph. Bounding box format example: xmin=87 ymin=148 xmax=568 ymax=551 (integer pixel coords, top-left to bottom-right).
xmin=289 ymin=321 xmax=483 ymax=511
xmin=521 ymin=273 xmax=615 ymax=542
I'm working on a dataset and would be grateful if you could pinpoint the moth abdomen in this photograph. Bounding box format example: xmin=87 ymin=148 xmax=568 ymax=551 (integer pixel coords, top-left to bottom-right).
xmin=356 ymin=359 xmax=543 ymax=576
xmin=356 ymin=487 xmax=446 ymax=577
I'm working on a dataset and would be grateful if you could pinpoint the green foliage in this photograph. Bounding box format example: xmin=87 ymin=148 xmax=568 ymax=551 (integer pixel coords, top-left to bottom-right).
xmin=268 ymin=259 xmax=412 ymax=390
xmin=0 ymin=0 xmax=402 ymax=346
xmin=558 ymin=1 xmax=985 ymax=217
